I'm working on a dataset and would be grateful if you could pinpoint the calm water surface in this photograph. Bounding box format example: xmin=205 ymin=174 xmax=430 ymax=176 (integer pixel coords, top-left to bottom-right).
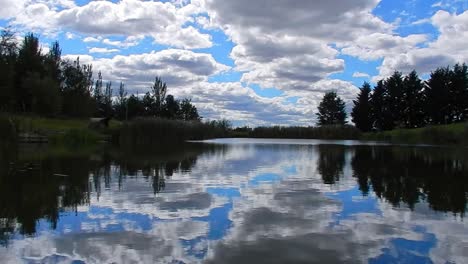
xmin=1 ymin=139 xmax=467 ymax=263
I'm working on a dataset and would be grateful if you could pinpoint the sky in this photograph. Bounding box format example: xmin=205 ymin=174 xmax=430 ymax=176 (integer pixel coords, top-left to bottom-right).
xmin=0 ymin=0 xmax=467 ymax=126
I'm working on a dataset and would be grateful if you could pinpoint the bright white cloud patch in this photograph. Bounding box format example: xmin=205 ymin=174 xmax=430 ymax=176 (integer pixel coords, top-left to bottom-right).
xmin=375 ymin=10 xmax=468 ymax=80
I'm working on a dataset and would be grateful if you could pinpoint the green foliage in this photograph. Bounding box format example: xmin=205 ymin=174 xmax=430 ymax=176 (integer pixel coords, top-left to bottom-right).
xmin=163 ymin=95 xmax=180 ymax=119
xmin=316 ymin=91 xmax=347 ymax=126
xmin=0 ymin=115 xmax=18 ymax=145
xmin=384 ymin=71 xmax=405 ymax=129
xmin=23 ymin=73 xmax=61 ymax=115
xmin=402 ymin=71 xmax=425 ymax=128
xmin=351 ymin=82 xmax=373 ymax=132
xmin=363 ymin=122 xmax=468 ymax=145
xmin=152 ymin=76 xmax=167 ymax=116
xmin=0 ymin=28 xmax=17 ymax=111
xmin=180 ymin=98 xmax=200 ymax=121
xmin=424 ymin=67 xmax=452 ymax=125
xmin=61 ymin=58 xmax=95 ymax=117
xmin=119 ymin=118 xmax=230 ymax=148
xmin=50 ymin=129 xmax=102 ymax=146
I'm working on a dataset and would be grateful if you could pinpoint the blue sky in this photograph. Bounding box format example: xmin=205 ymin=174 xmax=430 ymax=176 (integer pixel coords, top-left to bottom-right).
xmin=0 ymin=0 xmax=467 ymax=126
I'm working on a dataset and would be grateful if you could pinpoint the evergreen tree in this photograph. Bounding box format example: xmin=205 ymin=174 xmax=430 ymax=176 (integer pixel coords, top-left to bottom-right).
xmin=351 ymin=82 xmax=373 ymax=132
xmin=424 ymin=67 xmax=451 ymax=125
xmin=402 ymin=70 xmax=425 ymax=128
xmin=384 ymin=71 xmax=405 ymax=129
xmin=370 ymin=80 xmax=388 ymax=131
xmin=449 ymin=63 xmax=468 ymax=122
xmin=316 ymin=91 xmax=347 ymax=126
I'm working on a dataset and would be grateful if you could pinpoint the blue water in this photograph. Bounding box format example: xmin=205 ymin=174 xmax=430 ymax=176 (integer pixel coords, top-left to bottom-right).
xmin=0 ymin=140 xmax=467 ymax=263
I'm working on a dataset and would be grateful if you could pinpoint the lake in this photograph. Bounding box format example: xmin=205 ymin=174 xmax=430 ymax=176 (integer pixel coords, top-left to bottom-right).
xmin=1 ymin=139 xmax=467 ymax=263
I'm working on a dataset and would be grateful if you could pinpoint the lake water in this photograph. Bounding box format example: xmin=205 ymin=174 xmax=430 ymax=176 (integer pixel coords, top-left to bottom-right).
xmin=1 ymin=139 xmax=467 ymax=263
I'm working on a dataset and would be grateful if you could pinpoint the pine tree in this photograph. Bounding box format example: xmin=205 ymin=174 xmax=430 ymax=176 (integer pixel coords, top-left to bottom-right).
xmin=402 ymin=70 xmax=425 ymax=128
xmin=316 ymin=91 xmax=347 ymax=126
xmin=351 ymin=82 xmax=373 ymax=132
xmin=384 ymin=71 xmax=405 ymax=129
xmin=370 ymin=80 xmax=387 ymax=131
xmin=449 ymin=63 xmax=468 ymax=122
xmin=424 ymin=67 xmax=451 ymax=125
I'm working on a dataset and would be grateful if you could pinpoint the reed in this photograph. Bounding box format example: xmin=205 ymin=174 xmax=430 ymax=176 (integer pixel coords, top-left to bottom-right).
xmin=119 ymin=118 xmax=229 ymax=148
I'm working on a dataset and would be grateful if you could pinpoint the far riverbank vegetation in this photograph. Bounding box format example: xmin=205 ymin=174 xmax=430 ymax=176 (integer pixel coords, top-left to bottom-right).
xmin=1 ymin=30 xmax=467 ymax=146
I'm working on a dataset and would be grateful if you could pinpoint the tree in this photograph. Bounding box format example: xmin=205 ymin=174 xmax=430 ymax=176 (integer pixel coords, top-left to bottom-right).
xmin=23 ymin=73 xmax=61 ymax=115
xmin=371 ymin=80 xmax=392 ymax=131
xmin=384 ymin=71 xmax=405 ymax=129
xmin=316 ymin=91 xmax=347 ymax=126
xmin=15 ymin=33 xmax=44 ymax=112
xmin=402 ymin=70 xmax=425 ymax=128
xmin=103 ymin=81 xmax=113 ymax=117
xmin=44 ymin=41 xmax=61 ymax=82
xmin=0 ymin=28 xmax=17 ymax=111
xmin=179 ymin=98 xmax=200 ymax=121
xmin=163 ymin=95 xmax=180 ymax=119
xmin=61 ymin=58 xmax=94 ymax=117
xmin=142 ymin=92 xmax=155 ymax=116
xmin=351 ymin=82 xmax=373 ymax=132
xmin=424 ymin=67 xmax=451 ymax=125
xmin=114 ymin=82 xmax=128 ymax=120
xmin=151 ymin=77 xmax=167 ymax=116
xmin=93 ymin=71 xmax=103 ymax=113
xmin=126 ymin=94 xmax=144 ymax=119
xmin=449 ymin=63 xmax=468 ymax=122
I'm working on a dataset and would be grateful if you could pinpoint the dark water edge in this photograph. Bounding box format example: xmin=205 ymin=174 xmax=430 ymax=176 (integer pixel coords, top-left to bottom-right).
xmin=1 ymin=140 xmax=467 ymax=263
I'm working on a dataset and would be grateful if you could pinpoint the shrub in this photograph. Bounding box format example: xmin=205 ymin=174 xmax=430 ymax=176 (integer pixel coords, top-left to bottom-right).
xmin=50 ymin=129 xmax=101 ymax=146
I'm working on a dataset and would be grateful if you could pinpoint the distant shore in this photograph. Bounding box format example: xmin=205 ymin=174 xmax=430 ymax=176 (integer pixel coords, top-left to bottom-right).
xmin=2 ymin=115 xmax=467 ymax=148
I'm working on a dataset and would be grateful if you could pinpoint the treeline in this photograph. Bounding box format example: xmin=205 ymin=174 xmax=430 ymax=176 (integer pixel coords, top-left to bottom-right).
xmin=351 ymin=65 xmax=468 ymax=132
xmin=0 ymin=30 xmax=200 ymax=121
xmin=231 ymin=125 xmax=361 ymax=140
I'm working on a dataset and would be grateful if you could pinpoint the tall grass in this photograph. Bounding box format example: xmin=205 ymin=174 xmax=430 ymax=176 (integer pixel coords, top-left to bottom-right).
xmin=0 ymin=115 xmax=18 ymax=145
xmin=119 ymin=118 xmax=229 ymax=149
xmin=49 ymin=129 xmax=102 ymax=146
xmin=363 ymin=122 xmax=468 ymax=146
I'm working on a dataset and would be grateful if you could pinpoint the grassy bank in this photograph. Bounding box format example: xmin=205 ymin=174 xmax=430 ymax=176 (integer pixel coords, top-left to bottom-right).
xmin=3 ymin=114 xmax=121 ymax=146
xmin=363 ymin=122 xmax=468 ymax=145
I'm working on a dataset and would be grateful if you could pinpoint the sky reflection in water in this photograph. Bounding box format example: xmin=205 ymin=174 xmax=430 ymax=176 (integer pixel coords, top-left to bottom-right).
xmin=0 ymin=140 xmax=467 ymax=264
